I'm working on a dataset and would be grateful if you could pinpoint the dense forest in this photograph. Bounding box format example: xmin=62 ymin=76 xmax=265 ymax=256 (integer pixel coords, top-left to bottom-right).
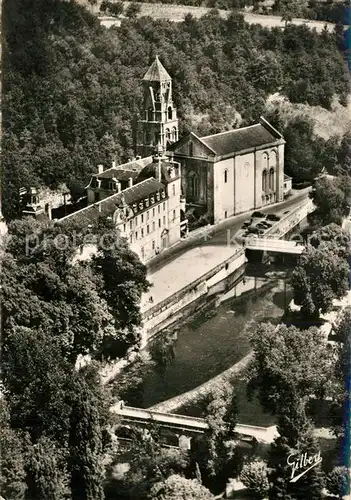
xmin=2 ymin=0 xmax=349 ymax=220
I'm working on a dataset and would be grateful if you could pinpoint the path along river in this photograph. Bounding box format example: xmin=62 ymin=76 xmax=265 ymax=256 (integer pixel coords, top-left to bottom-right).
xmin=134 ymin=263 xmax=292 ymax=426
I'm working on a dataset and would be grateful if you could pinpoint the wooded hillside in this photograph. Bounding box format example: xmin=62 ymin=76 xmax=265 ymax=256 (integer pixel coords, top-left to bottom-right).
xmin=2 ymin=0 xmax=349 ymax=219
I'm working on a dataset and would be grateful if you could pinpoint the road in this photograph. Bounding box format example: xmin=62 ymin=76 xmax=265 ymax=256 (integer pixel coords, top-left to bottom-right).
xmin=148 ymin=188 xmax=311 ymax=274
xmin=98 ymin=3 xmax=337 ymax=33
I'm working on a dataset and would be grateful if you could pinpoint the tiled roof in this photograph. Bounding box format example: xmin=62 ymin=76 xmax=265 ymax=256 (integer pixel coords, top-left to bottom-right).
xmin=137 ymin=160 xmax=180 ymax=184
xmin=60 ymin=178 xmax=165 ymax=228
xmin=143 ymin=56 xmax=171 ymax=82
xmin=93 ymin=158 xmax=152 ymax=181
xmin=97 ymin=166 xmax=143 ymax=181
xmin=200 ymin=123 xmax=282 ymax=157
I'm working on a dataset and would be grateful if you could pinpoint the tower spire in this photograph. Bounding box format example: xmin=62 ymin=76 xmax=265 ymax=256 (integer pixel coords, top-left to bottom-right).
xmin=136 ymin=57 xmax=178 ymax=157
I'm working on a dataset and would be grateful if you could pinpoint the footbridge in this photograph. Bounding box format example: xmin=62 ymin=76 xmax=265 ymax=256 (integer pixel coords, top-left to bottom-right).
xmin=110 ymin=402 xmax=278 ymax=449
xmin=245 ymin=238 xmax=305 ymax=254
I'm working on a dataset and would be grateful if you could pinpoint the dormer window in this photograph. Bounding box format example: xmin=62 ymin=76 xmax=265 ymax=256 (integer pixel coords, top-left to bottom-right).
xmin=150 ymin=196 xmax=155 ymax=204
xmin=132 ymin=203 xmax=137 ymax=212
xmin=139 ymin=201 xmax=143 ymax=210
xmin=161 ymin=190 xmax=166 ymax=199
xmin=109 ymin=181 xmax=116 ymax=190
xmin=145 ymin=198 xmax=150 ymax=207
xmin=156 ymin=192 xmax=160 ymax=201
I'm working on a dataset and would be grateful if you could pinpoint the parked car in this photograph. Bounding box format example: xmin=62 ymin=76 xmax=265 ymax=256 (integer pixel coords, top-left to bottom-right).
xmin=261 ymin=221 xmax=272 ymax=228
xmin=266 ymin=214 xmax=280 ymax=222
xmin=248 ymin=226 xmax=260 ymax=234
xmin=252 ymin=211 xmax=266 ymax=219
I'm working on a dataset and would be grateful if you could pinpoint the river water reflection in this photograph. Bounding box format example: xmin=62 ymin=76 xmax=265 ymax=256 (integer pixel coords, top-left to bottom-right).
xmin=139 ymin=264 xmax=292 ymax=424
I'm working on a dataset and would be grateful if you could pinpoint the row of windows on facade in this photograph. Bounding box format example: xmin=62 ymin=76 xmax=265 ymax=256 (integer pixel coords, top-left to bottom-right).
xmin=186 ymin=168 xmax=276 ymax=198
xmin=132 ymin=191 xmax=167 ymax=212
xmin=262 ymin=169 xmax=276 ymax=193
xmin=127 ymin=211 xmax=177 ymax=243
xmin=122 ymin=203 xmax=177 ymax=230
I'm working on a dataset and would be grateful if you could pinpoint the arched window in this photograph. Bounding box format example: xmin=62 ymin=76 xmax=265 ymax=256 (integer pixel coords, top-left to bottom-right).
xmin=262 ymin=170 xmax=268 ymax=193
xmin=165 ymin=128 xmax=171 ymax=143
xmin=269 ymin=168 xmax=275 ymax=190
xmin=187 ymin=171 xmax=198 ymax=198
xmin=270 ymin=150 xmax=277 ymax=167
xmin=168 ymin=106 xmax=173 ymax=120
xmin=172 ymin=127 xmax=177 ymax=142
xmin=224 ymin=169 xmax=228 ymax=184
xmin=262 ymin=152 xmax=269 ymax=171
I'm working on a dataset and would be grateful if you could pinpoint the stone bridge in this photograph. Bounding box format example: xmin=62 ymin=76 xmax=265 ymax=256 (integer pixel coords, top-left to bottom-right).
xmin=110 ymin=402 xmax=278 ymax=449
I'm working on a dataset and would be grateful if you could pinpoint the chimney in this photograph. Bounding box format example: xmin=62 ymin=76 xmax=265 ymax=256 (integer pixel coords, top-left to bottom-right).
xmin=157 ymin=155 xmax=162 ymax=183
xmin=112 ymin=160 xmax=116 ymax=169
xmin=128 ymin=177 xmax=133 ymax=188
xmin=117 ymin=181 xmax=121 ymax=193
xmin=98 ymin=164 xmax=104 ymax=174
xmin=98 ymin=202 xmax=102 ymax=213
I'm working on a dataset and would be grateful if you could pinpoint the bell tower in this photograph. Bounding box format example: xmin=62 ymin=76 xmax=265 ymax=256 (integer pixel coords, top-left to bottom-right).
xmin=137 ymin=56 xmax=179 ymax=157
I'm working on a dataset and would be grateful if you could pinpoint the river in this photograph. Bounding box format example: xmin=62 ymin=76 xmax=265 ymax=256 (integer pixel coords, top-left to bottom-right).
xmin=135 ymin=263 xmax=292 ymax=425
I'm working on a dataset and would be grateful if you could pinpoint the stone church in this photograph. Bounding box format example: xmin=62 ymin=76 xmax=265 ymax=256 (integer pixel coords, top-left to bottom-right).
xmin=136 ymin=57 xmax=286 ymax=225
xmin=40 ymin=56 xmax=286 ymax=264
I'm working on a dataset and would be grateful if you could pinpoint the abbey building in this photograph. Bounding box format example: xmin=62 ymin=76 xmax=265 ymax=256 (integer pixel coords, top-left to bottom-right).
xmin=56 ymin=56 xmax=285 ymax=263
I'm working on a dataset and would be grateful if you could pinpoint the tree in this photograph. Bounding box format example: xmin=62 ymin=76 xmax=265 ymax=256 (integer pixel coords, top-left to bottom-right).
xmin=149 ymin=331 xmax=177 ymax=369
xmin=125 ymin=2 xmax=141 ymax=18
xmin=311 ymin=176 xmax=349 ymax=226
xmin=325 ymin=466 xmax=349 ymax=499
xmin=1 ymin=218 xmax=149 ymax=363
xmin=112 ymin=425 xmax=190 ymax=499
xmin=0 ymin=401 xmax=27 ymax=500
xmin=112 ymin=353 xmax=156 ymax=406
xmin=109 ymin=1 xmax=124 ymax=17
xmin=240 ymin=460 xmax=269 ymax=499
xmin=68 ymin=369 xmax=106 ymax=500
xmin=247 ymin=323 xmax=334 ymax=417
xmin=25 ymin=436 xmax=70 ymax=500
xmin=309 ymin=223 xmax=351 ymax=260
xmin=201 ymin=383 xmax=239 ymax=477
xmin=266 ymin=392 xmax=325 ymax=500
xmin=149 ymin=475 xmax=214 ymax=499
xmin=91 ymin=224 xmax=150 ymax=359
xmin=291 ymin=245 xmax=349 ymax=318
xmin=329 ymin=309 xmax=351 ymax=440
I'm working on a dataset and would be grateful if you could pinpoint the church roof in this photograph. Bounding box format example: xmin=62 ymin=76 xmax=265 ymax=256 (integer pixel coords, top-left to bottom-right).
xmin=60 ymin=178 xmax=165 ymax=228
xmin=143 ymin=56 xmax=171 ymax=82
xmin=200 ymin=122 xmax=282 ymax=157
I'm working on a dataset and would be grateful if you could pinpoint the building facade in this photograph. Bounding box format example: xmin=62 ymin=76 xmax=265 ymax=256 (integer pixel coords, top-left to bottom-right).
xmin=64 ymin=147 xmax=182 ymax=263
xmin=169 ymin=117 xmax=285 ymax=224
xmin=136 ymin=56 xmax=179 ymax=158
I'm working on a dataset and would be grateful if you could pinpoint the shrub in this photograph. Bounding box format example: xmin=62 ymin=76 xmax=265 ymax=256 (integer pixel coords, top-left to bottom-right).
xmin=240 ymin=460 xmax=269 ymax=499
xmin=325 ymin=466 xmax=349 ymax=499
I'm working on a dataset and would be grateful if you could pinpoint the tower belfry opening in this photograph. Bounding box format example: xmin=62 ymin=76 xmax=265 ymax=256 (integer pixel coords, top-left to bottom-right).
xmin=136 ymin=56 xmax=179 ymax=157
